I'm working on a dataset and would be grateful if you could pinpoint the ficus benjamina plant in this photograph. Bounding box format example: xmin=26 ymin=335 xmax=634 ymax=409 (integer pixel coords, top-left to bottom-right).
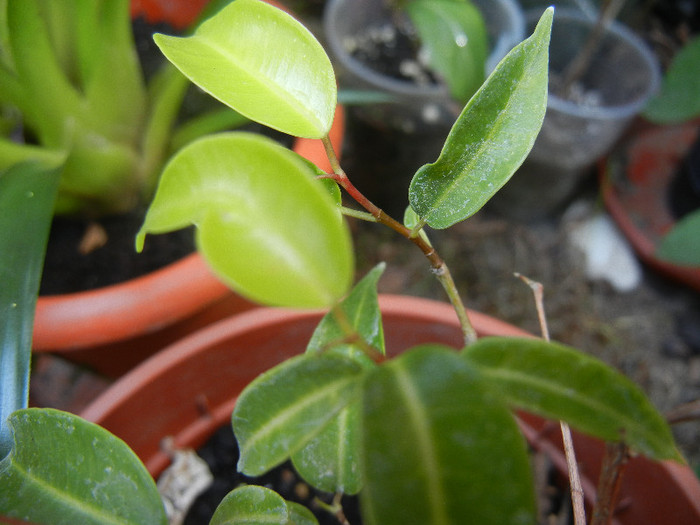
xmin=0 ymin=1 xmax=684 ymax=524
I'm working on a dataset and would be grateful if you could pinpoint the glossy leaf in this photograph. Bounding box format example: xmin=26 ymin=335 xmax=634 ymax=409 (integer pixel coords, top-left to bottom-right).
xmin=656 ymin=209 xmax=700 ymax=267
xmin=0 ymin=160 xmax=62 ymax=458
xmin=211 ymin=486 xmax=288 ymax=525
xmin=408 ymin=8 xmax=552 ymax=229
xmin=462 ymin=337 xmax=681 ymax=461
xmin=361 ymin=346 xmax=536 ymax=525
xmin=0 ymin=408 xmax=166 ymax=524
xmin=232 ymin=353 xmax=366 ymax=476
xmin=644 ymin=35 xmax=700 ymax=124
xmin=306 ymin=263 xmax=386 ymax=356
xmin=153 ymin=0 xmax=336 ymax=139
xmin=406 ymin=0 xmax=487 ymax=103
xmin=137 ymin=132 xmax=353 ymax=308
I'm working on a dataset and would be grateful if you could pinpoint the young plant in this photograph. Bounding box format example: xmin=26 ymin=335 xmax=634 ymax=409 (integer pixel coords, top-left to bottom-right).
xmin=0 ymin=1 xmax=683 ymax=524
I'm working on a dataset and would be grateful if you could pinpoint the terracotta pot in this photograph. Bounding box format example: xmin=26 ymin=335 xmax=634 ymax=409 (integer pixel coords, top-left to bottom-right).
xmin=602 ymin=120 xmax=700 ymax=292
xmin=33 ymin=0 xmax=346 ymax=378
xmin=82 ymin=295 xmax=700 ymax=524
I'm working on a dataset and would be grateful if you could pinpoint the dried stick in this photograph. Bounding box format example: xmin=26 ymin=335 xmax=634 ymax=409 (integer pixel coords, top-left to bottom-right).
xmin=516 ymin=273 xmax=587 ymax=525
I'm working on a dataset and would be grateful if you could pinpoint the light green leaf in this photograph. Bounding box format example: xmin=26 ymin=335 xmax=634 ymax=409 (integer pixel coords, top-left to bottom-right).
xmin=210 ymin=485 xmax=289 ymax=525
xmin=408 ymin=8 xmax=552 ymax=229
xmin=0 ymin=408 xmax=167 ymax=524
xmin=361 ymin=346 xmax=536 ymax=525
xmin=306 ymin=263 xmax=386 ymax=356
xmin=286 ymin=502 xmax=319 ymax=525
xmin=153 ymin=0 xmax=336 ymax=139
xmin=462 ymin=337 xmax=681 ymax=461
xmin=137 ymin=132 xmax=353 ymax=308
xmin=406 ymin=0 xmax=487 ymax=103
xmin=656 ymin=209 xmax=700 ymax=267
xmin=232 ymin=353 xmax=366 ymax=476
xmin=644 ymin=35 xmax=700 ymax=124
xmin=0 ymin=160 xmax=62 ymax=457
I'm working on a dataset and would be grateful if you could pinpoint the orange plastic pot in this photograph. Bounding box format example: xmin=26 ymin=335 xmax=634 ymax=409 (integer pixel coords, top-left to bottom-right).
xmin=602 ymin=120 xmax=700 ymax=292
xmin=82 ymin=295 xmax=700 ymax=524
xmin=33 ymin=53 xmax=346 ymax=377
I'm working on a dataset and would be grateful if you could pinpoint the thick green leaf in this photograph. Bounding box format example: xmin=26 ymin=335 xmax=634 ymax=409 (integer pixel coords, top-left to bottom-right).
xmin=408 ymin=8 xmax=552 ymax=229
xmin=361 ymin=346 xmax=536 ymax=525
xmin=0 ymin=160 xmax=62 ymax=458
xmin=656 ymin=209 xmax=700 ymax=267
xmin=644 ymin=35 xmax=700 ymax=124
xmin=306 ymin=263 xmax=386 ymax=356
xmin=0 ymin=408 xmax=167 ymax=524
xmin=153 ymin=0 xmax=336 ymax=139
xmin=210 ymin=485 xmax=289 ymax=525
xmin=137 ymin=132 xmax=353 ymax=308
xmin=406 ymin=0 xmax=487 ymax=103
xmin=462 ymin=337 xmax=681 ymax=461
xmin=291 ymin=395 xmax=363 ymax=495
xmin=290 ymin=267 xmax=386 ymax=493
xmin=232 ymin=353 xmax=366 ymax=476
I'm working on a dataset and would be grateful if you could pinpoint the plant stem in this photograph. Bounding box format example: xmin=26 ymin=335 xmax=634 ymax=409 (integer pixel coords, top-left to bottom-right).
xmin=321 ymin=136 xmax=478 ymax=345
xmin=591 ymin=441 xmax=630 ymax=525
xmin=516 ymin=273 xmax=586 ymax=525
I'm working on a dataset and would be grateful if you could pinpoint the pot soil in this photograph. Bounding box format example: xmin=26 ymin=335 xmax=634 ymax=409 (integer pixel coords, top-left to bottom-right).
xmin=81 ymin=295 xmax=700 ymax=524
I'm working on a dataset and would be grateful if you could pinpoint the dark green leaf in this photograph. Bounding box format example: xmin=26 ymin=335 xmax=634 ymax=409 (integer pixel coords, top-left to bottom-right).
xmin=0 ymin=409 xmax=167 ymax=524
xmin=408 ymin=8 xmax=552 ymax=229
xmin=361 ymin=346 xmax=536 ymax=525
xmin=306 ymin=263 xmax=386 ymax=356
xmin=233 ymin=354 xmax=366 ymax=476
xmin=656 ymin=209 xmax=700 ymax=267
xmin=0 ymin=160 xmax=62 ymax=458
xmin=462 ymin=337 xmax=681 ymax=461
xmin=210 ymin=485 xmax=289 ymax=525
xmin=644 ymin=36 xmax=700 ymax=124
xmin=406 ymin=0 xmax=487 ymax=103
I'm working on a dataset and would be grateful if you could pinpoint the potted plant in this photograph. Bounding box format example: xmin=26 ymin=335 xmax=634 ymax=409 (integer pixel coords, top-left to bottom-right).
xmin=2 ymin=1 xmax=698 ymax=523
xmin=603 ymin=34 xmax=700 ymax=290
xmin=489 ymin=5 xmax=662 ymax=220
xmin=0 ymin=0 xmax=344 ymax=376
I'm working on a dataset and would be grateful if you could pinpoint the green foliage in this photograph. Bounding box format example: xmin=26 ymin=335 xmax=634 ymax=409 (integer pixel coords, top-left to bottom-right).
xmin=0 ymin=409 xmax=166 ymax=524
xmin=210 ymin=485 xmax=318 ymax=525
xmin=644 ymin=35 xmax=700 ymax=124
xmin=360 ymin=346 xmax=536 ymax=525
xmin=656 ymin=208 xmax=700 ymax=267
xmin=408 ymin=7 xmax=552 ymax=229
xmin=405 ymin=0 xmax=488 ymax=103
xmin=463 ymin=337 xmax=681 ymax=461
xmin=137 ymin=132 xmax=353 ymax=308
xmin=232 ymin=353 xmax=366 ymax=476
xmin=2 ymin=2 xmax=683 ymax=523
xmin=153 ymin=0 xmax=337 ymax=139
xmin=0 ymin=161 xmax=62 ymax=457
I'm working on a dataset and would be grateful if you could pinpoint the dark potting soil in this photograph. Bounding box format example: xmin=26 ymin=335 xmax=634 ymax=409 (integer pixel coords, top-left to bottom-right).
xmin=39 ymin=211 xmax=195 ymax=295
xmin=181 ymin=424 xmax=576 ymax=525
xmin=345 ymin=21 xmax=439 ymax=86
xmin=182 ymin=424 xmax=362 ymax=525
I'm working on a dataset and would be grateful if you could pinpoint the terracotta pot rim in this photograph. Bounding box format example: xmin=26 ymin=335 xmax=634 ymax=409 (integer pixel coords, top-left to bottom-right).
xmin=33 ymin=107 xmax=345 ymax=351
xmin=601 ymin=121 xmax=700 ymax=292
